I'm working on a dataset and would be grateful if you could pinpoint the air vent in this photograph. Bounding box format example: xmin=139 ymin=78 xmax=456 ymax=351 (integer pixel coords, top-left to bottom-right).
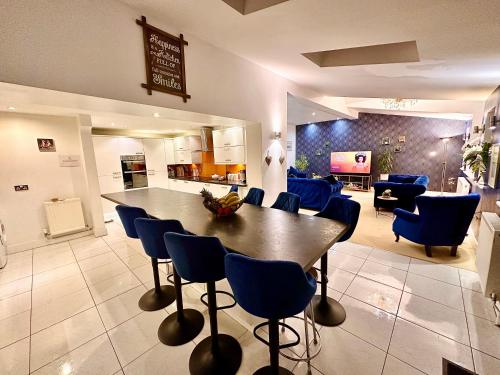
xmin=302 ymin=41 xmax=420 ymax=67
xmin=222 ymin=0 xmax=289 ymax=15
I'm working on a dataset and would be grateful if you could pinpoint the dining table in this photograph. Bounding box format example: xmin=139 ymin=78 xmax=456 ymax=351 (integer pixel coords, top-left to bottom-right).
xmin=102 ymin=187 xmax=350 ymax=326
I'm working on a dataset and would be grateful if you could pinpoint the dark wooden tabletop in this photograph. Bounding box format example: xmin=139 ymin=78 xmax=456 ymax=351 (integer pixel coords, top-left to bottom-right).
xmin=102 ymin=188 xmax=348 ymax=271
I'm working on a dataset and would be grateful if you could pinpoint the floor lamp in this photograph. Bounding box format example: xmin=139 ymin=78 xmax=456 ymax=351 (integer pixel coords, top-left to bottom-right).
xmin=440 ymin=137 xmax=450 ymax=194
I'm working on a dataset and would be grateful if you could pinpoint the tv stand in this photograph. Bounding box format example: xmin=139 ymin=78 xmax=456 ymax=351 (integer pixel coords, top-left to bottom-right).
xmin=332 ymin=174 xmax=372 ymax=192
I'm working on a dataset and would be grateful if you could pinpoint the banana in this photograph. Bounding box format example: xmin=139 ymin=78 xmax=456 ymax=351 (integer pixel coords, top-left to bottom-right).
xmin=225 ymin=196 xmax=241 ymax=207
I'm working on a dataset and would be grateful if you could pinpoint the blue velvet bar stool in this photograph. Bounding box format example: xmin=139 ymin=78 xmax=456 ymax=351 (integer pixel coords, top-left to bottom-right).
xmin=116 ymin=205 xmax=148 ymax=239
xmin=243 ymin=187 xmax=265 ymax=207
xmin=308 ymin=196 xmax=360 ymax=326
xmin=271 ymin=192 xmax=301 ymax=213
xmin=229 ymin=184 xmax=239 ymax=193
xmin=164 ymin=233 xmax=242 ymax=375
xmin=225 ymin=254 xmax=317 ymax=375
xmin=133 ymin=218 xmax=181 ymax=312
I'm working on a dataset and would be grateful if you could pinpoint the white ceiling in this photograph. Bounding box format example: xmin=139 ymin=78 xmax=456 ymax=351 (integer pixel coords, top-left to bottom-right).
xmin=287 ymin=94 xmax=345 ymax=125
xmin=121 ymin=0 xmax=500 ymax=100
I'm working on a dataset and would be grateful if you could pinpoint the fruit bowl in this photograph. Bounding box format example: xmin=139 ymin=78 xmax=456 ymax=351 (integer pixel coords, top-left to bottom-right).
xmin=201 ymin=189 xmax=243 ymax=217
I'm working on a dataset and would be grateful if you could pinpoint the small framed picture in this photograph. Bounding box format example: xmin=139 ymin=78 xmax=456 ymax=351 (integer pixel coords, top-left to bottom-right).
xmin=398 ymin=135 xmax=406 ymax=143
xmin=382 ymin=137 xmax=391 ymax=145
xmin=37 ymin=138 xmax=56 ymax=152
xmin=394 ymin=145 xmax=403 ymax=153
xmin=286 ymin=141 xmax=293 ymax=151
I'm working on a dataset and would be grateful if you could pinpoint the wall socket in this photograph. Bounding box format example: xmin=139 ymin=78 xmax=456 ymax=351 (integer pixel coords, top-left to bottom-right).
xmin=14 ymin=185 xmax=29 ymax=191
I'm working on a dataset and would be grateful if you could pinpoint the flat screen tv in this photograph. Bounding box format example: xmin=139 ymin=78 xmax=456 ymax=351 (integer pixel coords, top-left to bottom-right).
xmin=330 ymin=151 xmax=372 ymax=174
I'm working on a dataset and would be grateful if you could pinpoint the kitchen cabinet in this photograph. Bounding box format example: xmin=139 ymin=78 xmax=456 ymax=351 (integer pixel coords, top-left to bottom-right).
xmin=93 ymin=136 xmax=122 ymax=176
xmin=213 ymin=127 xmax=245 ymax=148
xmin=120 ymin=137 xmax=144 ymax=155
xmin=174 ymin=150 xmax=192 ymax=164
xmin=143 ymin=139 xmax=167 ymax=171
xmin=174 ymin=136 xmax=202 ymax=151
xmin=213 ymin=145 xmax=246 ymax=164
xmin=164 ymin=139 xmax=175 ymax=164
xmin=147 ymin=170 xmax=169 ymax=188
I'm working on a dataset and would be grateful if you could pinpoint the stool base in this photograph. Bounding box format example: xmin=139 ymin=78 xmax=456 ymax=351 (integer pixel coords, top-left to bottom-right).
xmin=254 ymin=366 xmax=293 ymax=375
xmin=307 ymin=295 xmax=346 ymax=327
xmin=189 ymin=334 xmax=242 ymax=375
xmin=138 ymin=285 xmax=176 ymax=311
xmin=158 ymin=309 xmax=204 ymax=346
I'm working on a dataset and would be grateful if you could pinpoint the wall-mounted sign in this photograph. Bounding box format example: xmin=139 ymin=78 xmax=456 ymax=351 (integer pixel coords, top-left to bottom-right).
xmin=136 ymin=16 xmax=191 ymax=102
xmin=59 ymin=155 xmax=80 ymax=167
xmin=37 ymin=138 xmax=56 ymax=152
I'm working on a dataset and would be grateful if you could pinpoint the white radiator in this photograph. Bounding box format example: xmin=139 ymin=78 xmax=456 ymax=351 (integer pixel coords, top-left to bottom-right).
xmin=43 ymin=198 xmax=87 ymax=238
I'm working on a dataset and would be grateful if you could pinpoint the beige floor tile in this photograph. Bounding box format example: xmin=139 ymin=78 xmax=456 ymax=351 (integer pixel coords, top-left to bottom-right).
xmin=0 ymin=261 xmax=32 ymax=285
xmin=32 ymin=263 xmax=82 ymax=289
xmin=467 ymin=313 xmax=500 ymax=359
xmin=388 ymin=318 xmax=473 ymax=375
xmin=368 ymin=248 xmax=410 ymax=271
xmin=0 ymin=276 xmax=32 ymax=301
xmin=194 ymin=309 xmax=248 ymax=346
xmin=325 ymin=266 xmax=356 ymax=293
xmin=408 ymin=258 xmax=460 ymax=286
xmin=120 ymin=253 xmax=150 ymax=269
xmin=32 ymin=334 xmax=121 ymax=375
xmin=459 ymin=269 xmax=483 ymax=292
xmin=31 ymin=273 xmax=86 ymax=307
xmin=0 ymin=291 xmax=31 ymax=320
xmin=472 ymin=349 xmax=500 ymax=375
xmin=462 ymin=288 xmax=497 ymax=322
xmin=383 ymin=355 xmax=425 ymax=375
xmin=346 ymin=276 xmax=402 ymax=314
xmin=0 ymin=310 xmax=31 ymax=349
xmin=0 ymin=337 xmax=30 ymax=375
xmin=312 ymin=325 xmax=386 ymax=375
xmin=333 ymin=241 xmax=373 ymax=259
xmin=88 ymin=271 xmax=141 ymax=304
xmin=82 ymin=261 xmax=130 ymax=285
xmin=398 ymin=292 xmax=469 ymax=345
xmin=404 ymin=272 xmax=464 ymax=311
xmin=123 ymin=341 xmax=194 ymax=375
xmin=31 ymin=287 xmax=94 ymax=333
xmin=33 ymin=246 xmax=75 ymax=274
xmin=108 ymin=310 xmax=165 ymax=366
xmin=358 ymin=260 xmax=407 ymax=289
xmin=78 ymin=251 xmax=121 ymax=272
xmin=339 ymin=294 xmax=396 ymax=351
xmin=73 ymin=244 xmax=112 ymax=261
xmin=329 ymin=251 xmax=366 ymax=274
xmin=97 ymin=285 xmax=147 ymax=330
xmin=30 ymin=308 xmax=105 ymax=371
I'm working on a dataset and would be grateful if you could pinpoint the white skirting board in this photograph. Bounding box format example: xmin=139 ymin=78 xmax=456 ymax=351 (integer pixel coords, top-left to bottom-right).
xmin=44 ymin=198 xmax=87 ymax=238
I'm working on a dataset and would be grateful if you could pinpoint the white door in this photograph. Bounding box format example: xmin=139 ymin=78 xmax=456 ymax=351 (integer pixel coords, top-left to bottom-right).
xmin=164 ymin=139 xmax=175 ymax=164
xmin=120 ymin=137 xmax=144 ymax=155
xmin=93 ymin=136 xmax=122 ymax=176
xmin=143 ymin=139 xmax=167 ymax=173
xmin=147 ymin=171 xmax=169 ymax=188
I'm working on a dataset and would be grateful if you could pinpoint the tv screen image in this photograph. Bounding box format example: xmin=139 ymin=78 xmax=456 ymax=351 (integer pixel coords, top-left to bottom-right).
xmin=330 ymin=151 xmax=372 ymax=174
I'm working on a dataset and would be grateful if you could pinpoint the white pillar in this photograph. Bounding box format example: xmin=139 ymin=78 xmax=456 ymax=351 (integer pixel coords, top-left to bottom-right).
xmin=77 ymin=114 xmax=107 ymax=237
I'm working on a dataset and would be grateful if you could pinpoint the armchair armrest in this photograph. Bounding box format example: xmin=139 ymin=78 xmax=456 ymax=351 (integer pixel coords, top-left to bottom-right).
xmin=394 ymin=208 xmax=419 ymax=223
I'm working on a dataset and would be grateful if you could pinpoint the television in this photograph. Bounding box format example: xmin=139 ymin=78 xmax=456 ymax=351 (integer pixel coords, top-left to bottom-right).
xmin=330 ymin=151 xmax=372 ymax=174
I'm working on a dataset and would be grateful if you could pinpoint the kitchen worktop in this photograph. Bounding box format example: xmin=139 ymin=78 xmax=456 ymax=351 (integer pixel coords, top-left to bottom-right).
xmin=170 ymin=176 xmax=247 ymax=187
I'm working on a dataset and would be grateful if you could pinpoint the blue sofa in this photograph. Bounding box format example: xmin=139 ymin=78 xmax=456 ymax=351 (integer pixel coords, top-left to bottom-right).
xmin=287 ymin=177 xmax=343 ymax=210
xmin=287 ymin=166 xmax=307 ymax=178
xmin=373 ymin=174 xmax=429 ymax=212
xmin=393 ymin=193 xmax=480 ymax=257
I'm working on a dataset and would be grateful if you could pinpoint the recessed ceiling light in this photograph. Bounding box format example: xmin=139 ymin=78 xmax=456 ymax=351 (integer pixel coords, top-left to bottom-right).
xmin=153 ymin=113 xmax=160 ymax=118
xmin=312 ymin=112 xmax=316 ymax=116
xmin=7 ymin=106 xmax=16 ymax=111
xmin=111 ymin=122 xmax=115 ymax=126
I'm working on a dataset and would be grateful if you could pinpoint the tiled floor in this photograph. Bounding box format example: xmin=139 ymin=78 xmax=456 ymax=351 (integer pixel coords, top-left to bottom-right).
xmin=1 ymin=222 xmax=499 ymax=375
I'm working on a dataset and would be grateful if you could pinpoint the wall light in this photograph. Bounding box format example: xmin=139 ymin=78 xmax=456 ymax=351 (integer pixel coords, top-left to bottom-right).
xmin=429 ymin=151 xmax=437 ymax=157
xmin=153 ymin=113 xmax=160 ymax=118
xmin=7 ymin=106 xmax=16 ymax=111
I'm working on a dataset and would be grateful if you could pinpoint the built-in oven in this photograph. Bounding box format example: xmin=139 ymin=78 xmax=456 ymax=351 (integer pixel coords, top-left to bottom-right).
xmin=120 ymin=155 xmax=148 ymax=190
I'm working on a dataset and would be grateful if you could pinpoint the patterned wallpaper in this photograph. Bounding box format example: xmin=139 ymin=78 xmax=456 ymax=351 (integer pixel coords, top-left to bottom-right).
xmin=295 ymin=113 xmax=469 ymax=191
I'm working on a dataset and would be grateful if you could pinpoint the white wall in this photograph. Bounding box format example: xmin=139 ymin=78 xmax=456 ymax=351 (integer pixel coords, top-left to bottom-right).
xmin=0 ymin=112 xmax=91 ymax=252
xmin=286 ymin=124 xmax=296 ymax=168
xmin=0 ymin=0 xmax=320 ymax=205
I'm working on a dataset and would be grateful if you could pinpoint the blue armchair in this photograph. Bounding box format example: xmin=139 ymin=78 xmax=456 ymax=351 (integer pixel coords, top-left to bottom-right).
xmin=288 ymin=166 xmax=307 ymax=178
xmin=373 ymin=174 xmax=429 ymax=212
xmin=287 ymin=177 xmax=343 ymax=210
xmin=393 ymin=193 xmax=480 ymax=257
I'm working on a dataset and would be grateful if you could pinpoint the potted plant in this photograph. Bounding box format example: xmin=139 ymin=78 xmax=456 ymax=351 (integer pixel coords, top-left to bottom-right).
xmin=295 ymin=154 xmax=309 ymax=173
xmin=378 ymin=149 xmax=393 ymax=181
xmin=463 ymin=143 xmax=491 ymax=182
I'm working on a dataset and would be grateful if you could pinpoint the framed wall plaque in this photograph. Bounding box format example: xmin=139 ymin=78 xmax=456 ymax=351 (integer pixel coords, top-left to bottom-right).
xmin=136 ymin=16 xmax=191 ymax=102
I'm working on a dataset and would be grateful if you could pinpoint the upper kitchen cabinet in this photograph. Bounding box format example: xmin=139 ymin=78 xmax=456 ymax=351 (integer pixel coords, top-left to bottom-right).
xmin=213 ymin=127 xmax=245 ymax=148
xmin=213 ymin=145 xmax=246 ymax=164
xmin=119 ymin=137 xmax=144 ymax=155
xmin=93 ymin=136 xmax=122 ymax=176
xmin=173 ymin=135 xmax=202 ymax=151
xmin=142 ymin=138 xmax=167 ymax=172
xmin=164 ymin=138 xmax=175 ymax=164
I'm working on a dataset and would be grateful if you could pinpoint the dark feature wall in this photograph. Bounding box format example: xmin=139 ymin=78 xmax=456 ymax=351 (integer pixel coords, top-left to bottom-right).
xmin=296 ymin=113 xmax=469 ymax=191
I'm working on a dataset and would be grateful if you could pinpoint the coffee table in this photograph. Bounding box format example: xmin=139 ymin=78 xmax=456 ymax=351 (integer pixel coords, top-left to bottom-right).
xmin=376 ymin=196 xmax=399 ymax=217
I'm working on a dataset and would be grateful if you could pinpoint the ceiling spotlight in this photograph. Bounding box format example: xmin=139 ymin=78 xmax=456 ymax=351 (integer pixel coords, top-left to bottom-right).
xmin=153 ymin=113 xmax=160 ymax=118
xmin=111 ymin=122 xmax=115 ymax=127
xmin=312 ymin=112 xmax=316 ymax=116
xmin=7 ymin=106 xmax=16 ymax=111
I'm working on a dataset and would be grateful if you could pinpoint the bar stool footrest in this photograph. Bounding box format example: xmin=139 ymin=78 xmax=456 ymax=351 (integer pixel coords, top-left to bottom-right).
xmin=166 ymin=273 xmax=194 ymax=286
xmin=253 ymin=321 xmax=300 ymax=350
xmin=200 ymin=290 xmax=237 ymax=310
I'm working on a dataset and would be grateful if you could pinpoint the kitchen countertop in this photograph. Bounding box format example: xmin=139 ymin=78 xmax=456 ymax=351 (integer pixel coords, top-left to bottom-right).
xmin=170 ymin=176 xmax=247 ymax=187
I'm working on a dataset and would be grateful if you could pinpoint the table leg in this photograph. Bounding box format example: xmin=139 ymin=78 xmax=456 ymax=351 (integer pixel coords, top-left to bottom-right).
xmin=307 ymin=252 xmax=346 ymax=326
